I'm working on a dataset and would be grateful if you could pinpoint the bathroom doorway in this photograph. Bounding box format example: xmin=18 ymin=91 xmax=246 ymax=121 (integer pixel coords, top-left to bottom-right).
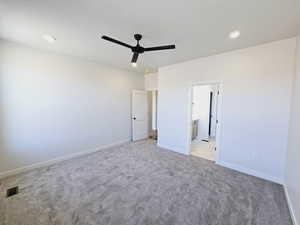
xmin=190 ymin=83 xmax=220 ymax=161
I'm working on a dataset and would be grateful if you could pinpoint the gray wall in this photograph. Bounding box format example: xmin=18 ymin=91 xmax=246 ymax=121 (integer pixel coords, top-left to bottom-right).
xmin=0 ymin=40 xmax=144 ymax=174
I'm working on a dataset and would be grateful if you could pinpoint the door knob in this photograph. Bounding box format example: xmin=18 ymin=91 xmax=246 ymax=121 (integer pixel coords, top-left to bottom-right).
xmin=133 ymin=117 xmax=136 ymax=120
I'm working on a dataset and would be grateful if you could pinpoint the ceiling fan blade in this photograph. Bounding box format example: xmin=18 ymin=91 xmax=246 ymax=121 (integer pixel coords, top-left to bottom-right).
xmin=102 ymin=35 xmax=133 ymax=49
xmin=144 ymin=45 xmax=175 ymax=52
xmin=131 ymin=52 xmax=139 ymax=63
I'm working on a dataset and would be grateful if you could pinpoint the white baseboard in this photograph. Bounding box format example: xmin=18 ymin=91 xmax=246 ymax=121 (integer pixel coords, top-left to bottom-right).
xmin=216 ymin=160 xmax=283 ymax=184
xmin=284 ymin=185 xmax=298 ymax=225
xmin=157 ymin=143 xmax=188 ymax=155
xmin=0 ymin=139 xmax=130 ymax=179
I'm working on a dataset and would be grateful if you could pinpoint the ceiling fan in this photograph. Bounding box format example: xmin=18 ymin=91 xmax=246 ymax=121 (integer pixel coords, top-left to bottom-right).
xmin=101 ymin=34 xmax=175 ymax=67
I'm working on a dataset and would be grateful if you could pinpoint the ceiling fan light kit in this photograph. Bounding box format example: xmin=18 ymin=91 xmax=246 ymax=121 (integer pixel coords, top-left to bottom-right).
xmin=102 ymin=34 xmax=175 ymax=66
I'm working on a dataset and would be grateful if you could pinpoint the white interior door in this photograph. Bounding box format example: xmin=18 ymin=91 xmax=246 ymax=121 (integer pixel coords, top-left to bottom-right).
xmin=132 ymin=90 xmax=148 ymax=141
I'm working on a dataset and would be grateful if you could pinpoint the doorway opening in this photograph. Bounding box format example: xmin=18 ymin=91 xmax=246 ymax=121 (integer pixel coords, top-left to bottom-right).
xmin=147 ymin=90 xmax=158 ymax=140
xmin=190 ymin=84 xmax=220 ymax=161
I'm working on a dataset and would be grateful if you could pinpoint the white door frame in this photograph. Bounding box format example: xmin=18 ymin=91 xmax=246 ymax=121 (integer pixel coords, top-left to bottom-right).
xmin=187 ymin=81 xmax=223 ymax=163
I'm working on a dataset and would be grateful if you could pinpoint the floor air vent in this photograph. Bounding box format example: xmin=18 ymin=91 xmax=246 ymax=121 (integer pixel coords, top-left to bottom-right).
xmin=6 ymin=186 xmax=19 ymax=198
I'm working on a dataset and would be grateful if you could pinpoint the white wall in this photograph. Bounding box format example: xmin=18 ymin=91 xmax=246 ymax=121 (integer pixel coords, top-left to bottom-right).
xmin=192 ymin=85 xmax=211 ymax=139
xmin=158 ymin=38 xmax=296 ymax=184
xmin=0 ymin=40 xmax=144 ymax=174
xmin=144 ymin=73 xmax=158 ymax=91
xmin=285 ymin=34 xmax=300 ymax=225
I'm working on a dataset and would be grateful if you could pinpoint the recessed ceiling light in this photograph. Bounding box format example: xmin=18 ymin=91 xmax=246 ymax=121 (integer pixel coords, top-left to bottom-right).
xmin=43 ymin=35 xmax=56 ymax=43
xmin=131 ymin=62 xmax=137 ymax=67
xmin=229 ymin=30 xmax=240 ymax=39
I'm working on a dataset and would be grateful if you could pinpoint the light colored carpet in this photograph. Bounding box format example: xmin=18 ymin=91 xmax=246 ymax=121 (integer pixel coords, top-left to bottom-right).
xmin=0 ymin=140 xmax=292 ymax=225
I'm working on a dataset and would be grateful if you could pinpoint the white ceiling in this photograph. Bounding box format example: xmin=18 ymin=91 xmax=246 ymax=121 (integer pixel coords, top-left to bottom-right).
xmin=1 ymin=0 xmax=300 ymax=73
